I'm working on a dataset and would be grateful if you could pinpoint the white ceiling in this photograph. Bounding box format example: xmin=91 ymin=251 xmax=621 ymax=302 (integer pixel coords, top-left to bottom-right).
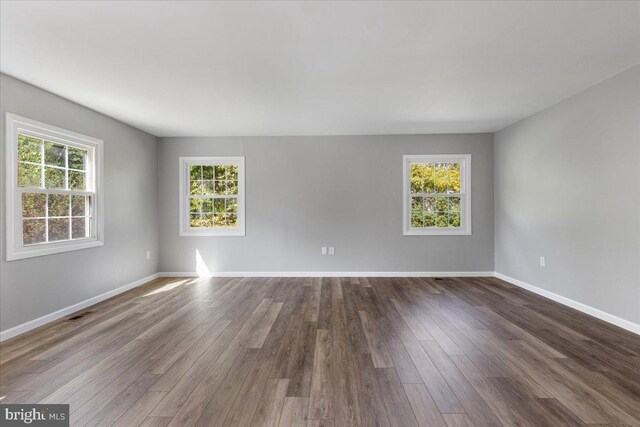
xmin=1 ymin=1 xmax=639 ymax=137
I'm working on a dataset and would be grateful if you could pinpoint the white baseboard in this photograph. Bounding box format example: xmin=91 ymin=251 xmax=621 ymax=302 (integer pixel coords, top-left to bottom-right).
xmin=158 ymin=271 xmax=495 ymax=278
xmin=494 ymin=272 xmax=640 ymax=335
xmin=0 ymin=273 xmax=160 ymax=342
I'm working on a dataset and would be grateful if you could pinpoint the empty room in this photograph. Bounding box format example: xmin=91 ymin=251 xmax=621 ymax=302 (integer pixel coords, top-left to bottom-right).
xmin=1 ymin=1 xmax=639 ymax=426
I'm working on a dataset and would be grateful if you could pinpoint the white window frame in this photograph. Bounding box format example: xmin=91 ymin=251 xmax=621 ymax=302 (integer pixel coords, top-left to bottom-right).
xmin=403 ymin=154 xmax=471 ymax=236
xmin=5 ymin=113 xmax=104 ymax=260
xmin=179 ymin=156 xmax=246 ymax=237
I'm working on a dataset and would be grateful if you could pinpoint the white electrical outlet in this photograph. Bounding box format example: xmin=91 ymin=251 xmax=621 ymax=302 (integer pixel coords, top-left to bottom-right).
xmin=539 ymin=256 xmax=545 ymax=267
xmin=321 ymin=247 xmax=327 ymax=255
xmin=147 ymin=250 xmax=151 ymax=260
xmin=329 ymin=247 xmax=335 ymax=255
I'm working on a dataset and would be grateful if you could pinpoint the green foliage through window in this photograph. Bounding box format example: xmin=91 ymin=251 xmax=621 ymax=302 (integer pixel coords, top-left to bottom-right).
xmin=410 ymin=162 xmax=462 ymax=229
xmin=17 ymin=133 xmax=92 ymax=245
xmin=20 ymin=192 xmax=92 ymax=246
xmin=17 ymin=134 xmax=88 ymax=190
xmin=189 ymin=164 xmax=239 ymax=229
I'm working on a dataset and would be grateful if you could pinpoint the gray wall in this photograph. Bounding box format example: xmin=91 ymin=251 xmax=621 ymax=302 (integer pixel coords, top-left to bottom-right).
xmin=494 ymin=65 xmax=640 ymax=325
xmin=0 ymin=74 xmax=159 ymax=331
xmin=158 ymin=134 xmax=494 ymax=273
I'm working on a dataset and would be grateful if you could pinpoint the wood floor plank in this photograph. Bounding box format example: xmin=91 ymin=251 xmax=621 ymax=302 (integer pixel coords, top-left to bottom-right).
xmin=375 ymin=368 xmax=419 ymax=427
xmin=308 ymin=329 xmax=334 ymax=420
xmin=331 ymin=298 xmax=361 ymax=427
xmin=83 ymin=373 xmax=159 ymax=427
xmin=442 ymin=413 xmax=475 ymax=427
xmin=1 ymin=276 xmax=639 ymax=427
xmin=358 ymin=310 xmax=394 ymax=368
xmin=153 ymin=337 xmax=244 ymax=419
xmin=247 ymin=303 xmax=284 ymax=349
xmin=286 ymin=322 xmax=317 ymax=397
xmin=404 ymin=383 xmax=448 ymax=427
xmin=112 ymin=391 xmax=166 ymax=427
xmin=141 ymin=417 xmax=173 ymax=427
xmin=391 ymin=298 xmax=433 ymax=341
xmin=224 ymin=360 xmax=275 ymax=427
xmin=251 ymin=379 xmax=290 ymax=427
xmin=352 ymin=353 xmax=391 ymax=427
xmin=304 ymin=282 xmax=321 ymax=323
xmin=193 ymin=347 xmax=260 ymax=427
xmin=401 ymin=337 xmax=464 ymax=413
xmin=420 ymin=340 xmax=502 ymax=427
xmin=280 ymin=397 xmax=309 ymax=427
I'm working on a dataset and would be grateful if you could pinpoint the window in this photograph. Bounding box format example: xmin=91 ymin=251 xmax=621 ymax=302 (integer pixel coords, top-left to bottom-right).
xmin=403 ymin=154 xmax=471 ymax=235
xmin=5 ymin=114 xmax=103 ymax=260
xmin=179 ymin=157 xmax=245 ymax=236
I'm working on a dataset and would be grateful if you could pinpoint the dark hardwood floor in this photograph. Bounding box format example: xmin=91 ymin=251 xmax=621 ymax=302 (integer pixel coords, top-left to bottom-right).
xmin=1 ymin=276 xmax=639 ymax=426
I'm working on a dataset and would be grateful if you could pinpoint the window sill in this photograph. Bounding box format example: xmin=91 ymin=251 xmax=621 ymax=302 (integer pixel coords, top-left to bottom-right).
xmin=180 ymin=229 xmax=246 ymax=237
xmin=6 ymin=239 xmax=104 ymax=261
xmin=404 ymin=228 xmax=472 ymax=236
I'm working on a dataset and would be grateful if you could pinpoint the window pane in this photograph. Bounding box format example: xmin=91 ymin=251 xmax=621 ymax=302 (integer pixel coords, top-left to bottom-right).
xmin=18 ymin=162 xmax=42 ymax=187
xmin=45 ymin=167 xmax=65 ymax=189
xmin=424 ymin=212 xmax=436 ymax=227
xmin=436 ymin=197 xmax=448 ymax=212
xmin=214 ymin=180 xmax=226 ymax=195
xmin=202 ymin=165 xmax=214 ymax=180
xmin=201 ymin=213 xmax=213 ymax=228
xmin=48 ymin=194 xmax=70 ymax=217
xmin=190 ymin=165 xmax=202 ymax=181
xmin=18 ymin=135 xmax=42 ymax=163
xmin=411 ymin=197 xmax=424 ymax=228
xmin=227 ymin=214 xmax=238 ymax=227
xmin=190 ymin=213 xmax=201 ymax=228
xmin=190 ymin=180 xmax=202 ymax=195
xmin=226 ymin=180 xmax=238 ymax=195
xmin=48 ymin=218 xmax=69 ymax=241
xmin=226 ymin=197 xmax=238 ymax=213
xmin=190 ymin=198 xmax=202 ymax=213
xmin=436 ymin=212 xmax=448 ymax=227
xmin=44 ymin=141 xmax=66 ymax=167
xmin=69 ymin=170 xmax=85 ymax=190
xmin=411 ymin=196 xmax=422 ymax=210
xmin=449 ymin=212 xmax=461 ymax=227
xmin=448 ymin=163 xmax=460 ymax=193
xmin=227 ymin=165 xmax=238 ymax=180
xmin=214 ymin=198 xmax=225 ymax=213
xmin=68 ymin=147 xmax=87 ymax=170
xmin=423 ymin=164 xmax=435 ymax=194
xmin=435 ymin=163 xmax=448 ymax=193
xmin=213 ymin=213 xmax=226 ymax=227
xmin=202 ymin=180 xmax=214 ymax=196
xmin=411 ymin=211 xmax=423 ymax=228
xmin=423 ymin=197 xmax=436 ymax=213
xmin=23 ymin=219 xmax=46 ymax=245
xmin=22 ymin=193 xmax=46 ymax=218
xmin=449 ymin=197 xmax=460 ymax=212
xmin=72 ymin=195 xmax=87 ymax=216
xmin=202 ymin=198 xmax=213 ymax=213
xmin=215 ymin=165 xmax=226 ymax=180
xmin=72 ymin=218 xmax=87 ymax=239
xmin=410 ymin=164 xmax=422 ymax=194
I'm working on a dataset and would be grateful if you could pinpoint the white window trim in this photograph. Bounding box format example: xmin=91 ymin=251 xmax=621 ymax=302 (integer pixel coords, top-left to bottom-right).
xmin=5 ymin=113 xmax=104 ymax=261
xmin=402 ymin=154 xmax=471 ymax=236
xmin=179 ymin=156 xmax=246 ymax=237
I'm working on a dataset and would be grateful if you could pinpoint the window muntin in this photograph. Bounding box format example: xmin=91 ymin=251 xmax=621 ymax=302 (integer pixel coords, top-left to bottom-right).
xmin=403 ymin=155 xmax=471 ymax=235
xmin=180 ymin=157 xmax=245 ymax=236
xmin=6 ymin=114 xmax=103 ymax=260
